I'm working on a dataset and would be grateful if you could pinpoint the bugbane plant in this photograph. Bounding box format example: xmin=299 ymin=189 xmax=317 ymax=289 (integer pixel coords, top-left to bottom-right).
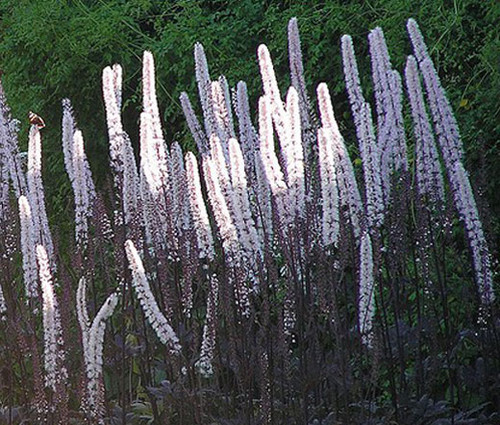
xmin=62 ymin=99 xmax=96 ymax=249
xmin=0 ymin=80 xmax=26 ymax=198
xmin=0 ymin=283 xmax=5 ymax=317
xmin=125 ymin=239 xmax=181 ymax=352
xmin=19 ymin=195 xmax=38 ymax=299
xmin=27 ymin=125 xmax=54 ymax=263
xmin=0 ymin=16 xmax=496 ymax=425
xmin=36 ymin=244 xmax=67 ymax=392
xmin=77 ymin=277 xmax=119 ymax=423
xmin=407 ymin=18 xmax=494 ymax=305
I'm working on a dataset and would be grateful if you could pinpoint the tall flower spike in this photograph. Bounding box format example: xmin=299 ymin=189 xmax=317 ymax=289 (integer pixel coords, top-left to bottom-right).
xmin=104 ymin=64 xmax=142 ymax=229
xmin=451 ymin=162 xmax=494 ymax=305
xmin=404 ymin=56 xmax=444 ymax=202
xmin=217 ymin=75 xmax=236 ymax=138
xmin=407 ymin=18 xmax=463 ymax=164
xmin=194 ymin=43 xmax=216 ymax=137
xmin=388 ymin=69 xmax=408 ymax=173
xmin=85 ymin=292 xmax=119 ymax=421
xmin=36 ymin=244 xmax=67 ymax=391
xmin=210 ymin=80 xmax=232 ymax=161
xmin=0 ymin=79 xmax=26 ymax=197
xmin=19 ymin=195 xmax=38 ymax=299
xmin=122 ymin=135 xmax=142 ymax=229
xmin=358 ymin=102 xmax=384 ymax=229
xmin=139 ymin=112 xmax=176 ymax=253
xmin=317 ymin=127 xmax=340 ymax=248
xmin=407 ymin=19 xmax=493 ymax=305
xmin=185 ymin=151 xmax=215 ymax=261
xmin=368 ymin=27 xmax=408 ymax=199
xmin=341 ymin=35 xmax=384 ymax=230
xmin=112 ymin=63 xmax=123 ymax=109
xmin=0 ymin=282 xmax=6 ymax=317
xmin=202 ymin=154 xmax=251 ymax=315
xmin=125 ymin=240 xmax=181 ymax=352
xmin=170 ymin=141 xmax=191 ymax=234
xmin=170 ymin=146 xmax=193 ymax=316
xmin=234 ymin=81 xmax=258 ymax=172
xmin=140 ymin=113 xmax=164 ymax=197
xmin=358 ymin=231 xmax=375 ymax=347
xmin=259 ymin=45 xmax=305 ymax=224
xmin=76 ymin=277 xmax=90 ymax=353
xmin=259 ymin=96 xmax=291 ymax=225
xmin=208 ymin=134 xmax=232 ymax=205
xmin=288 ymin=17 xmax=309 ymax=116
xmin=340 ymin=35 xmax=365 ymax=116
xmin=61 ymin=98 xmax=76 ymax=183
xmin=196 ymin=274 xmax=220 ymax=377
xmin=180 ymin=91 xmax=209 ymax=155
xmin=234 ymin=81 xmax=270 ymax=240
xmin=287 ymin=17 xmax=314 ymax=156
xmin=317 ymin=83 xmax=362 ymax=238
xmin=228 ymin=138 xmax=263 ymax=270
xmin=202 ymin=157 xmax=239 ymax=261
xmin=27 ymin=125 xmax=54 ymax=261
xmin=72 ymin=129 xmax=95 ymax=248
xmin=142 ymin=51 xmax=163 ymax=140
xmin=102 ymin=65 xmax=125 ymax=176
xmin=253 ymin=149 xmax=274 ymax=240
xmin=210 ymin=81 xmax=234 ymax=159
xmin=257 ymin=44 xmax=290 ymax=148
xmin=285 ymin=86 xmax=306 ymax=218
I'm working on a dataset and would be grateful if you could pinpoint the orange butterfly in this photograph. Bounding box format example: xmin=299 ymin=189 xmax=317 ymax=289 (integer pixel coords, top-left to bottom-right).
xmin=29 ymin=111 xmax=45 ymax=129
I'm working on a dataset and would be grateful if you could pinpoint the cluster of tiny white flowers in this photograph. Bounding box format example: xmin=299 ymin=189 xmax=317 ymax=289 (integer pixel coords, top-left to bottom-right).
xmin=61 ymin=98 xmax=76 ymax=182
xmin=285 ymin=87 xmax=306 ymax=218
xmin=368 ymin=27 xmax=408 ymax=194
xmin=287 ymin=17 xmax=314 ymax=155
xmin=77 ymin=276 xmax=119 ymax=420
xmin=125 ymin=240 xmax=181 ymax=352
xmin=61 ymin=99 xmax=96 ymax=248
xmin=228 ymin=139 xmax=263 ymax=271
xmin=0 ymin=80 xmax=26 ymax=197
xmin=317 ymin=83 xmax=362 ymax=239
xmin=0 ymin=281 xmax=6 ymax=317
xmin=196 ymin=274 xmax=220 ymax=377
xmin=139 ymin=111 xmax=177 ymax=253
xmin=404 ymin=56 xmax=445 ymax=203
xmin=258 ymin=95 xmax=290 ymax=226
xmin=341 ymin=35 xmax=384 ymax=230
xmin=258 ymin=45 xmax=306 ymax=223
xmin=185 ymin=152 xmax=215 ymax=261
xmin=407 ymin=18 xmax=494 ymax=305
xmin=36 ymin=244 xmax=67 ymax=391
xmin=103 ymin=64 xmax=142 ymax=228
xmin=194 ymin=43 xmax=217 ymax=138
xmin=72 ymin=130 xmax=94 ymax=247
xmin=358 ymin=232 xmax=375 ymax=347
xmin=27 ymin=126 xmax=54 ymax=262
xmin=211 ymin=79 xmax=235 ymax=144
xmin=179 ymin=91 xmax=208 ymax=154
xmin=18 ymin=196 xmax=39 ymax=299
xmin=317 ymin=127 xmax=340 ymax=248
